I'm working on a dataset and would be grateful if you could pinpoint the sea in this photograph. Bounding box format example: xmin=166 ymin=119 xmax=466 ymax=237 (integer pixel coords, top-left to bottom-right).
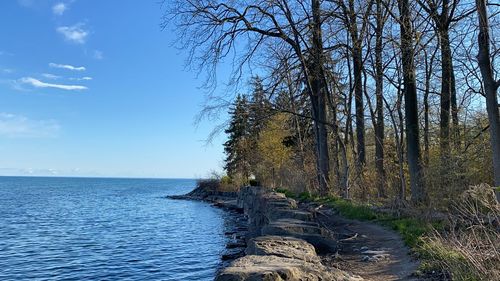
xmin=0 ymin=176 xmax=234 ymax=280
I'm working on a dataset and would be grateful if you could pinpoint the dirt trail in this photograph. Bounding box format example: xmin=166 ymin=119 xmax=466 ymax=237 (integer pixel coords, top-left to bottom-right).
xmin=306 ymin=205 xmax=422 ymax=281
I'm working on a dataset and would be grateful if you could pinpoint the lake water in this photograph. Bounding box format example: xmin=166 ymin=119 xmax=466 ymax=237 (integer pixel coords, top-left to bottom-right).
xmin=0 ymin=177 xmax=233 ymax=280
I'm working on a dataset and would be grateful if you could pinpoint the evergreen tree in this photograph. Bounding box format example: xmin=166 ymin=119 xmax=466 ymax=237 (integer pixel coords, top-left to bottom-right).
xmin=248 ymin=76 xmax=272 ymax=139
xmin=224 ymin=94 xmax=251 ymax=184
xmin=247 ymin=77 xmax=272 ymax=176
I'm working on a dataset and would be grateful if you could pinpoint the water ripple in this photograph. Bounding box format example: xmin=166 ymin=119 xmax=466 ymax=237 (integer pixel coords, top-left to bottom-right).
xmin=0 ymin=177 xmax=232 ymax=281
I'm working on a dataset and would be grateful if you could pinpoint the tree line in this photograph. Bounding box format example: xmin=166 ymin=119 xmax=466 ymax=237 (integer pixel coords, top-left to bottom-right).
xmin=166 ymin=0 xmax=500 ymax=205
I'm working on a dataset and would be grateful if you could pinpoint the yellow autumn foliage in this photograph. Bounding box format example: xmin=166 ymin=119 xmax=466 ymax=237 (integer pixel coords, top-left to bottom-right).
xmin=256 ymin=113 xmax=293 ymax=187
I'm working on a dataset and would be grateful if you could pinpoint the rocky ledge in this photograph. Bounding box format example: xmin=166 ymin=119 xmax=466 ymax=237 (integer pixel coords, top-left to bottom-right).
xmin=216 ymin=186 xmax=363 ymax=281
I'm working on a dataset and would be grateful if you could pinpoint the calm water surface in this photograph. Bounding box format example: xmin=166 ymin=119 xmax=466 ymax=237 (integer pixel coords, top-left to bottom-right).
xmin=0 ymin=177 xmax=232 ymax=280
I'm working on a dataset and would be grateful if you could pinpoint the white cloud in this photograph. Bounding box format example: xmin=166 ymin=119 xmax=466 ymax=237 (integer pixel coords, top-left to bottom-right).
xmin=49 ymin=63 xmax=86 ymax=71
xmin=0 ymin=113 xmax=60 ymax=138
xmin=52 ymin=3 xmax=67 ymax=16
xmin=20 ymin=77 xmax=87 ymax=91
xmin=93 ymin=50 xmax=103 ymax=60
xmin=41 ymin=73 xmax=60 ymax=80
xmin=56 ymin=24 xmax=88 ymax=44
xmin=70 ymin=76 xmax=92 ymax=81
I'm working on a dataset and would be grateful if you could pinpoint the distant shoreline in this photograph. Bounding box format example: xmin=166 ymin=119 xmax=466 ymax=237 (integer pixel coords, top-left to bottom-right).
xmin=0 ymin=175 xmax=198 ymax=181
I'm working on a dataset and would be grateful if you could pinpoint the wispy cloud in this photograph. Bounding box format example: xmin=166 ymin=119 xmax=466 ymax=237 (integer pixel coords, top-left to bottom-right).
xmin=20 ymin=77 xmax=87 ymax=91
xmin=52 ymin=3 xmax=67 ymax=16
xmin=0 ymin=113 xmax=60 ymax=138
xmin=49 ymin=63 xmax=86 ymax=71
xmin=41 ymin=73 xmax=60 ymax=80
xmin=56 ymin=24 xmax=88 ymax=44
xmin=69 ymin=76 xmax=92 ymax=81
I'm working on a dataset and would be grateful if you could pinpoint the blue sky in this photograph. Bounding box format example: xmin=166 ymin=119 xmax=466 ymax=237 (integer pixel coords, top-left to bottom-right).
xmin=0 ymin=0 xmax=228 ymax=178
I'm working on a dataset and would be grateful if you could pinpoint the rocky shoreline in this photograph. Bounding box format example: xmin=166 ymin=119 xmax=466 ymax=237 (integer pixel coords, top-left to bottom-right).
xmin=216 ymin=186 xmax=362 ymax=281
xmin=169 ymin=185 xmax=363 ymax=281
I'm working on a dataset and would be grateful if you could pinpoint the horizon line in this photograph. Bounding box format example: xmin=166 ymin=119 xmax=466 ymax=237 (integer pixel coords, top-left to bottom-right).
xmin=0 ymin=175 xmax=201 ymax=180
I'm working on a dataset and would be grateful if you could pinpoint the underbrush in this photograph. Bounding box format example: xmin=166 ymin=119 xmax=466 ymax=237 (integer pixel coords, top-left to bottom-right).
xmin=274 ymin=184 xmax=499 ymax=280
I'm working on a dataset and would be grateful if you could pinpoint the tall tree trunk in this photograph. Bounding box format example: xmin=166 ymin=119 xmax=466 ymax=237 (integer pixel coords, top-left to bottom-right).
xmin=397 ymin=89 xmax=406 ymax=200
xmin=476 ymin=0 xmax=500 ymax=194
xmin=398 ymin=0 xmax=426 ymax=203
xmin=450 ymin=64 xmax=459 ymax=149
xmin=440 ymin=30 xmax=452 ymax=164
xmin=374 ymin=0 xmax=386 ymax=197
xmin=326 ymin=80 xmax=341 ymax=193
xmin=348 ymin=0 xmax=366 ymax=169
xmin=424 ymin=51 xmax=431 ymax=166
xmin=311 ymin=0 xmax=330 ymax=195
xmin=353 ymin=48 xmax=365 ymax=168
xmin=424 ymin=45 xmax=438 ymax=166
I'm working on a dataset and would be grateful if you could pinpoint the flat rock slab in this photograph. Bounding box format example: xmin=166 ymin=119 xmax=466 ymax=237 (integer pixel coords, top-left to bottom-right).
xmin=268 ymin=208 xmax=315 ymax=222
xmin=216 ymin=255 xmax=357 ymax=281
xmin=266 ymin=199 xmax=298 ymax=209
xmin=262 ymin=218 xmax=323 ymax=236
xmin=246 ymin=236 xmax=320 ymax=263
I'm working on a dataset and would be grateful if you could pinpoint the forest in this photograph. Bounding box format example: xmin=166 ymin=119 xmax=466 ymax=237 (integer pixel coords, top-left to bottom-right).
xmin=166 ymin=1 xmax=499 ymax=278
xmin=167 ymin=0 xmax=499 ymax=202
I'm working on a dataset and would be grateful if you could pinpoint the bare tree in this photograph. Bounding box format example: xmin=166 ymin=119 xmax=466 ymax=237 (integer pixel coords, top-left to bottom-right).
xmin=374 ymin=0 xmax=389 ymax=197
xmin=336 ymin=0 xmax=374 ymax=171
xmin=475 ymin=0 xmax=500 ymax=194
xmin=416 ymin=0 xmax=474 ymax=163
xmin=165 ymin=0 xmax=334 ymax=193
xmin=397 ymin=0 xmax=427 ymax=203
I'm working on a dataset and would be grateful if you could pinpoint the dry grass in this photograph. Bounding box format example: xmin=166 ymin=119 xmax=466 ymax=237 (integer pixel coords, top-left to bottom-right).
xmin=420 ymin=184 xmax=499 ymax=280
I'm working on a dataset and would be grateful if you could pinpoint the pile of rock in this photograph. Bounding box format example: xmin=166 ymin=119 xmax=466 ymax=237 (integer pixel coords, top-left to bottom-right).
xmin=216 ymin=186 xmax=362 ymax=281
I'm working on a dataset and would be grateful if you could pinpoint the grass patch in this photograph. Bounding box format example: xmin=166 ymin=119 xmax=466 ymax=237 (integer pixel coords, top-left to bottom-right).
xmin=320 ymin=196 xmax=378 ymax=220
xmin=418 ymin=238 xmax=482 ymax=281
xmin=274 ymin=188 xmax=297 ymax=199
xmin=383 ymin=218 xmax=432 ymax=247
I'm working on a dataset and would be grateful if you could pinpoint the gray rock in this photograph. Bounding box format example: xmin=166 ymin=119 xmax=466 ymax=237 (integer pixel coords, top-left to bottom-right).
xmin=262 ymin=218 xmax=322 ymax=236
xmin=245 ymin=236 xmax=320 ymax=263
xmin=216 ymin=255 xmax=348 ymax=281
xmin=221 ymin=186 xmax=353 ymax=280
xmin=268 ymin=208 xmax=315 ymax=222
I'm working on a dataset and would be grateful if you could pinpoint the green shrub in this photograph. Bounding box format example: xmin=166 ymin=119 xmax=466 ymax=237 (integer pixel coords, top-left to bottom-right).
xmin=274 ymin=188 xmax=297 ymax=198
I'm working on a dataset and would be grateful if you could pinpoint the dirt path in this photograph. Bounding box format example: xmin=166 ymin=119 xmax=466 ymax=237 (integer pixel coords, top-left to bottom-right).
xmin=305 ymin=204 xmax=422 ymax=281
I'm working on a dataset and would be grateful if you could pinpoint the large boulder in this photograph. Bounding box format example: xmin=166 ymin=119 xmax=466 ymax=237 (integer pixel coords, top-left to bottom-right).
xmin=215 ymin=255 xmax=345 ymax=281
xmin=245 ymin=236 xmax=320 ymax=263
